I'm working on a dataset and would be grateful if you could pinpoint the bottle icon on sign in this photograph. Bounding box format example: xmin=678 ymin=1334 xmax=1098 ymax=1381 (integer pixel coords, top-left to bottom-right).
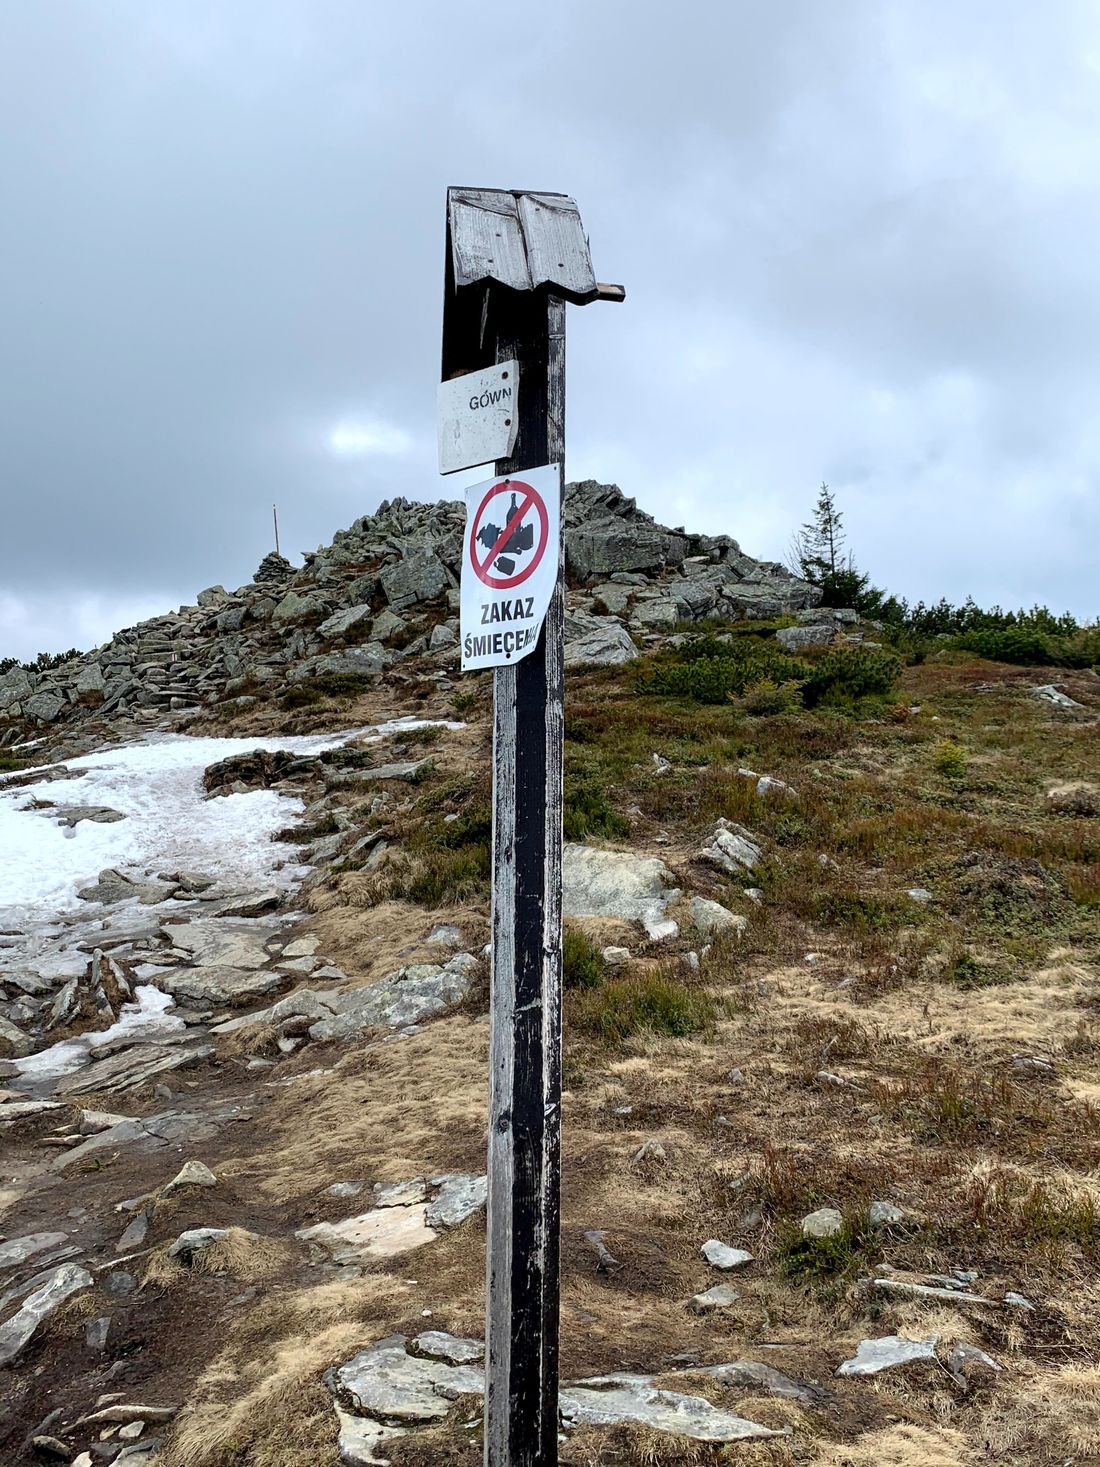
xmin=475 ymin=489 xmax=535 ymax=575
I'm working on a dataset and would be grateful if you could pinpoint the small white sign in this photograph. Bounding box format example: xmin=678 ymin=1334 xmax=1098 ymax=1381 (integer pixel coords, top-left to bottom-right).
xmin=460 ymin=463 xmax=560 ymax=671
xmin=437 ymin=361 xmax=519 ymax=475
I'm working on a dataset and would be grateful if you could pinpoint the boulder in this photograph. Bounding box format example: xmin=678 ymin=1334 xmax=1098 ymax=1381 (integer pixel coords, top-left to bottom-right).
xmin=563 ymin=612 xmax=638 ymax=669
xmin=287 ymin=646 xmax=389 ymax=683
xmin=319 ymin=604 xmax=374 ymax=640
xmin=689 ymin=898 xmax=747 ymax=937
xmin=24 ymin=691 xmax=66 ymax=724
xmin=701 ymin=820 xmax=762 ymax=875
xmin=272 ymin=591 xmax=326 ymax=625
xmin=776 ymin=624 xmax=836 ymax=651
xmin=1046 ymin=781 xmax=1100 ymax=816
xmin=801 ymin=1207 xmax=843 ymax=1238
xmin=688 ymin=1284 xmax=739 ymax=1313
xmin=379 ymin=551 xmax=449 ymax=610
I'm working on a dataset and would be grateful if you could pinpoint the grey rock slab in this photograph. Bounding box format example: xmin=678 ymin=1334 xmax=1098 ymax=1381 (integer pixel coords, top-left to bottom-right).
xmin=0 ymin=1262 xmax=93 ymax=1364
xmin=85 ymin=1315 xmax=110 ymax=1350
xmin=55 ymin=1044 xmax=215 ymax=1097
xmin=1032 ymin=684 xmax=1084 ymax=709
xmin=322 ymin=759 xmax=432 ymax=789
xmin=871 ymin=1278 xmax=1001 ymax=1307
xmin=698 ymin=1360 xmax=831 ymax=1405
xmin=307 ymin=959 xmax=473 ymax=1040
xmin=297 ymin=1205 xmax=437 ymax=1263
xmin=50 ymin=805 xmax=126 ymax=827
xmin=412 ymin=1331 xmax=485 ymax=1365
xmin=334 ymin=1405 xmax=408 ymax=1466
xmin=946 ymin=1341 xmax=1002 ymax=1388
xmin=272 ymin=591 xmax=326 ymax=625
xmin=562 ymin=844 xmax=679 ymax=937
xmin=776 ymin=624 xmax=837 ymax=651
xmin=836 ymin=1334 xmax=939 ymax=1377
xmin=167 ymin=1227 xmax=234 ymax=1260
xmin=701 ymin=1239 xmax=754 ymax=1271
xmin=373 ymin=1178 xmax=428 ymax=1208
xmin=150 ymin=966 xmax=285 ymax=1005
xmin=425 ymin=1173 xmax=487 ymax=1229
xmin=0 ymin=1017 xmax=33 ymax=1057
xmin=562 ymin=611 xmax=639 ymax=669
xmin=116 ymin=1210 xmax=150 ymax=1251
xmin=0 ymin=1231 xmax=68 ymax=1272
xmin=319 ymin=604 xmax=374 ymax=640
xmin=164 ymin=921 xmax=277 ymax=969
xmin=801 ymin=1207 xmax=843 ymax=1239
xmin=326 ymin=1336 xmax=485 ymax=1423
xmin=558 ymin=1374 xmax=782 ymax=1442
xmin=867 ymin=1200 xmax=919 ymax=1230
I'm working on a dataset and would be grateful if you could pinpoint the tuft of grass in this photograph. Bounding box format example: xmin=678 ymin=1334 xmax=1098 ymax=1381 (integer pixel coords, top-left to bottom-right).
xmin=568 ymin=969 xmax=715 ymax=1044
xmin=562 ymin=928 xmax=607 ymax=990
xmin=563 ymin=776 xmax=628 ymax=841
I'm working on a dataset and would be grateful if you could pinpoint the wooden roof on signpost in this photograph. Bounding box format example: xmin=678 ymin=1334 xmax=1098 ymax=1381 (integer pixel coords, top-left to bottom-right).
xmin=442 ymin=188 xmax=623 ymax=378
xmin=447 ymin=187 xmax=599 ymax=302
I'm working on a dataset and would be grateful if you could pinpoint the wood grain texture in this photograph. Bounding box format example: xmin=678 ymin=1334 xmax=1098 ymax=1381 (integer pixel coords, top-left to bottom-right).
xmin=484 ymin=288 xmax=566 ymax=1467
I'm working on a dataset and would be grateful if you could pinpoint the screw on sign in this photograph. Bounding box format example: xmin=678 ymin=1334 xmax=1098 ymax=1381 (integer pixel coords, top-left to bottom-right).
xmin=471 ymin=480 xmax=549 ymax=586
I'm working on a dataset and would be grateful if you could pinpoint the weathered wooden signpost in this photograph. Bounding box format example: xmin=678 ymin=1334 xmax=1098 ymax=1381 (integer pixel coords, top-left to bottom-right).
xmin=440 ymin=188 xmax=623 ymax=1467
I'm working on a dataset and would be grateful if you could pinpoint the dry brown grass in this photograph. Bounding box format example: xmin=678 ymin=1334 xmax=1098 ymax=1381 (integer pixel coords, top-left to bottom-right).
xmin=811 ymin=1424 xmax=977 ymax=1467
xmin=142 ymin=1228 xmax=293 ymax=1287
xmin=980 ymin=1365 xmax=1100 ymax=1463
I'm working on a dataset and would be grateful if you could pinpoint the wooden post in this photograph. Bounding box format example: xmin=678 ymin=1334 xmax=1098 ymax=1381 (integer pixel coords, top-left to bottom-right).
xmin=484 ymin=289 xmax=566 ymax=1467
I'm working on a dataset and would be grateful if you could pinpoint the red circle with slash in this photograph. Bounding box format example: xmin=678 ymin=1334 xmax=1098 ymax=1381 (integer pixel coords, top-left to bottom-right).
xmin=468 ymin=478 xmax=551 ymax=590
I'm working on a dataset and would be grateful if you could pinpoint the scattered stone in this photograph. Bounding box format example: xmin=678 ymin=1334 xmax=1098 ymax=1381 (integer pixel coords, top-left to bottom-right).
xmin=162 ymin=1159 xmax=217 ymax=1194
xmin=906 ymin=887 xmax=932 ymax=903
xmin=688 ymin=1284 xmax=738 ymax=1314
xmin=836 ymin=1335 xmax=939 ymax=1377
xmin=776 ymin=624 xmax=836 ymax=651
xmin=867 ymin=1200 xmax=920 ymax=1230
xmin=559 ymin=1374 xmax=783 ymax=1442
xmin=297 ymin=1207 xmax=436 ymax=1263
xmin=801 ymin=1207 xmax=843 ymax=1239
xmin=688 ymin=897 xmax=747 ymax=937
xmin=701 ymin=1239 xmax=754 ymax=1271
xmin=85 ymin=1316 xmax=110 ymax=1350
xmin=871 ymin=1278 xmax=1000 ymax=1307
xmin=106 ymin=1273 xmax=138 ymax=1297
xmin=1004 ymin=1291 xmax=1035 ymax=1310
xmin=701 ymin=819 xmax=762 ymax=874
xmin=601 ymin=946 xmax=630 ymax=965
xmin=946 ymin=1341 xmax=1002 ymax=1389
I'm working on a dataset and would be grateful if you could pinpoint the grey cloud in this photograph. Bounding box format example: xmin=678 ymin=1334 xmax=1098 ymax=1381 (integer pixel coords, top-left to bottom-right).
xmin=1 ymin=0 xmax=1098 ymax=660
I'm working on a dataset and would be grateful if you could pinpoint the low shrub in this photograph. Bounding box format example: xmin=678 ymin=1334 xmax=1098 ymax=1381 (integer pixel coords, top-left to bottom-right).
xmin=934 ymin=739 xmax=968 ymax=779
xmin=776 ymin=1219 xmax=871 ymax=1283
xmin=950 ymin=625 xmax=1100 ymax=668
xmin=641 ymin=636 xmax=810 ymax=706
xmin=800 ymin=645 xmax=902 ymax=707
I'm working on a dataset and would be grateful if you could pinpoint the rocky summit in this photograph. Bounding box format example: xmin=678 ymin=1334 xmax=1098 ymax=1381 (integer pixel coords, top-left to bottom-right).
xmin=1 ymin=481 xmax=1098 ymax=1467
xmin=0 ymin=481 xmax=817 ymax=737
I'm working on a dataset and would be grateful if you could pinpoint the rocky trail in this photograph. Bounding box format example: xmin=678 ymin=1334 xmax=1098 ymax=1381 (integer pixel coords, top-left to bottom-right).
xmin=2 ymin=484 xmax=1099 ymax=1466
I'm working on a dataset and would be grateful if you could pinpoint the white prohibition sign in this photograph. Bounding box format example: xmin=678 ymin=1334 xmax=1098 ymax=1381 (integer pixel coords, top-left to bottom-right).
xmin=460 ymin=463 xmax=560 ymax=672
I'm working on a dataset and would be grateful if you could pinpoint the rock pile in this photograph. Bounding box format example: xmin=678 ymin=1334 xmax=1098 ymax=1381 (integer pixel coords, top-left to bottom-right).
xmin=0 ymin=481 xmax=818 ymax=730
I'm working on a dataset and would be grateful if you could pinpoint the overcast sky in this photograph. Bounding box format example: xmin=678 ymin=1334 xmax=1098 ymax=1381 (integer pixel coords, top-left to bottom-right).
xmin=2 ymin=2 xmax=1098 ymax=661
